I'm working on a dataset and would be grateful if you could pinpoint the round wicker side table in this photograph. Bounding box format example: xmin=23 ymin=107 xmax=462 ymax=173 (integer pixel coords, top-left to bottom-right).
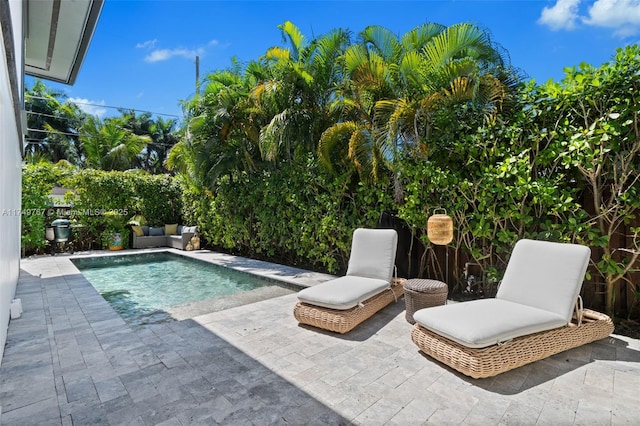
xmin=404 ymin=279 xmax=448 ymax=324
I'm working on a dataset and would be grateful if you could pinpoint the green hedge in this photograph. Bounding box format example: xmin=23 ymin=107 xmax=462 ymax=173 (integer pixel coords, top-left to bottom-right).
xmin=21 ymin=166 xmax=183 ymax=253
xmin=21 ymin=162 xmax=73 ymax=253
xmin=182 ymin=157 xmax=394 ymax=273
xmin=65 ymin=170 xmax=183 ymax=249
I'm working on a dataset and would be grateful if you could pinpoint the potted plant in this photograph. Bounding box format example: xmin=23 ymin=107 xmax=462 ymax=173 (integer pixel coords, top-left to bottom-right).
xmin=102 ymin=211 xmax=127 ymax=250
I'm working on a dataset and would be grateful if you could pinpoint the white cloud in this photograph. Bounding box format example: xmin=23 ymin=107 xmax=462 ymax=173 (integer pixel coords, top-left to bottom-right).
xmin=583 ymin=0 xmax=640 ymax=36
xmin=538 ymin=0 xmax=640 ymax=36
xmin=145 ymin=47 xmax=201 ymax=62
xmin=67 ymin=98 xmax=107 ymax=118
xmin=143 ymin=40 xmax=221 ymax=63
xmin=136 ymin=39 xmax=157 ymax=49
xmin=145 ymin=49 xmax=172 ymax=62
xmin=538 ymin=0 xmax=582 ymax=30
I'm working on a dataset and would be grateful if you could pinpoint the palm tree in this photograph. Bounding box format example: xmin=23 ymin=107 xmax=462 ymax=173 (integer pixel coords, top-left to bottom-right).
xmin=147 ymin=117 xmax=179 ymax=173
xmin=375 ymin=23 xmax=519 ymax=156
xmin=118 ymin=110 xmax=179 ymax=173
xmin=168 ymin=65 xmax=263 ymax=188
xmin=318 ymin=22 xmax=521 ymax=180
xmin=254 ymin=21 xmax=349 ymax=162
xmin=317 ymin=31 xmax=399 ymax=181
xmin=172 ymin=22 xmax=351 ymax=189
xmin=24 ymin=79 xmax=87 ymax=164
xmin=80 ymin=116 xmax=150 ymax=170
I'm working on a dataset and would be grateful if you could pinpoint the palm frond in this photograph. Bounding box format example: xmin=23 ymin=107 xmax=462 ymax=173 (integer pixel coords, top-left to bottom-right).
xmin=399 ymin=51 xmax=425 ymax=89
xmin=264 ymin=46 xmax=291 ymax=62
xmin=360 ymin=25 xmax=402 ymax=63
xmin=278 ymin=21 xmax=307 ymax=62
xmin=259 ymin=110 xmax=290 ymax=161
xmin=401 ymin=22 xmax=446 ymax=52
xmin=422 ymin=23 xmax=495 ymax=70
xmin=317 ymin=121 xmax=360 ymax=172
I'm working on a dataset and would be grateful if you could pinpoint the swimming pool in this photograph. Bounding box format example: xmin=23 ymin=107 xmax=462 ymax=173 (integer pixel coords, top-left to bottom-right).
xmin=72 ymin=252 xmax=297 ymax=326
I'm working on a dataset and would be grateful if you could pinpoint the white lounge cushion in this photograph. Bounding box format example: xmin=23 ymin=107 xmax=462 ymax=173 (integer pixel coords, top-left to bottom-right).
xmin=413 ymin=299 xmax=567 ymax=349
xmin=496 ymin=239 xmax=591 ymax=322
xmin=346 ymin=228 xmax=398 ymax=282
xmin=297 ymin=276 xmax=391 ymax=310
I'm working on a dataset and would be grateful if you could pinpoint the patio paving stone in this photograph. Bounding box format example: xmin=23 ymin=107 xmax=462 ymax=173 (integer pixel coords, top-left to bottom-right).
xmin=1 ymin=249 xmax=639 ymax=425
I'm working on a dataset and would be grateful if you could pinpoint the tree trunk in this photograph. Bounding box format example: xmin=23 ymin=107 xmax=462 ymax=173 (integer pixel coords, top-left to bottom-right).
xmin=606 ymin=276 xmax=615 ymax=319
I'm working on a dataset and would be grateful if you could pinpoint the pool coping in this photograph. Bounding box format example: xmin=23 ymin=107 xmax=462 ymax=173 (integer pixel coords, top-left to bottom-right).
xmin=66 ymin=247 xmax=337 ymax=289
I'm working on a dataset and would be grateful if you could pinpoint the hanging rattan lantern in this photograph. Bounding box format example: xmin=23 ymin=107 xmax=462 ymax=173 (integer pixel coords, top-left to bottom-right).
xmin=427 ymin=210 xmax=453 ymax=245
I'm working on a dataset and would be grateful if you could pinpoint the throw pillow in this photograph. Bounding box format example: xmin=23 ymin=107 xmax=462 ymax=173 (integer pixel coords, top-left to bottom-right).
xmin=149 ymin=226 xmax=164 ymax=236
xmin=165 ymin=223 xmax=178 ymax=235
xmin=131 ymin=225 xmax=144 ymax=237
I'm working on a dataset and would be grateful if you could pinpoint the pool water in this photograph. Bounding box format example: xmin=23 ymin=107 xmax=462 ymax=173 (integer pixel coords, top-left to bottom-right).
xmin=72 ymin=252 xmax=294 ymax=326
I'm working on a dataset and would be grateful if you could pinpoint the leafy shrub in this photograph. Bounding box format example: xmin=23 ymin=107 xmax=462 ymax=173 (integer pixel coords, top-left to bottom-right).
xmin=21 ymin=167 xmax=183 ymax=252
xmin=21 ymin=161 xmax=74 ymax=254
xmin=182 ymin=157 xmax=394 ymax=273
xmin=65 ymin=170 xmax=182 ymax=249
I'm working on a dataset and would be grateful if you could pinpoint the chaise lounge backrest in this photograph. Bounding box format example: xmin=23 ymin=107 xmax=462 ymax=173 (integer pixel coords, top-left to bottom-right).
xmin=496 ymin=239 xmax=591 ymax=323
xmin=346 ymin=228 xmax=398 ymax=282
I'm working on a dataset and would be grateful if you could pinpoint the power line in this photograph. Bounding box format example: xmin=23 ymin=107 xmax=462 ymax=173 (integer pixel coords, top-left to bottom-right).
xmin=25 ymin=110 xmax=82 ymax=122
xmin=25 ymin=110 xmax=180 ymax=138
xmin=24 ymin=110 xmax=180 ymax=147
xmin=26 ymin=95 xmax=181 ymax=119
xmin=24 ymin=128 xmax=178 ymax=147
xmin=26 ymin=128 xmax=78 ymax=137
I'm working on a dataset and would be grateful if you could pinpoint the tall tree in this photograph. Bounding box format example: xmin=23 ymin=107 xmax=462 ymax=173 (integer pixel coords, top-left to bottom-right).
xmin=24 ymin=79 xmax=87 ymax=164
xmin=254 ymin=21 xmax=349 ymax=162
xmin=119 ymin=110 xmax=179 ymax=173
xmin=317 ymin=27 xmax=400 ymax=181
xmin=376 ymin=23 xmax=518 ymax=157
xmin=318 ymin=22 xmax=521 ymax=181
xmin=168 ymin=64 xmax=263 ymax=188
xmin=538 ymin=46 xmax=640 ymax=316
xmin=80 ymin=116 xmax=150 ymax=171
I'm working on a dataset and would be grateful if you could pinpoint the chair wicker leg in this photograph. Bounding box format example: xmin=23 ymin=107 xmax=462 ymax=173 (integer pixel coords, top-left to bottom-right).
xmin=294 ymin=280 xmax=404 ymax=334
xmin=411 ymin=309 xmax=614 ymax=379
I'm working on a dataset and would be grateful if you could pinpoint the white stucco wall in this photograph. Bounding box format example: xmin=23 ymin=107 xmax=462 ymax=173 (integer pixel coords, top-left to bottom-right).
xmin=0 ymin=0 xmax=23 ymax=363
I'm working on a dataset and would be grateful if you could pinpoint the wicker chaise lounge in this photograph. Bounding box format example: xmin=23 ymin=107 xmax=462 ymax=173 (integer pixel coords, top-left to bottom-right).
xmin=411 ymin=239 xmax=614 ymax=379
xmin=294 ymin=228 xmax=403 ymax=334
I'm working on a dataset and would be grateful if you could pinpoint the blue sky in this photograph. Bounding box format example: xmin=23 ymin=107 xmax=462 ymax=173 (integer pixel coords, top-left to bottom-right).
xmin=28 ymin=0 xmax=640 ymax=120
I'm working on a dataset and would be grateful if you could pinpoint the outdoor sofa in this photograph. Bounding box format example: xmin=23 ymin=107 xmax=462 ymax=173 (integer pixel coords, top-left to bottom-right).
xmin=410 ymin=239 xmax=614 ymax=379
xmin=131 ymin=224 xmax=198 ymax=250
xmin=294 ymin=228 xmax=404 ymax=333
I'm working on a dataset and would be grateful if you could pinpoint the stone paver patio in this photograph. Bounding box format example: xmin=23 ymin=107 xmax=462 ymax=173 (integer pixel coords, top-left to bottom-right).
xmin=1 ymin=249 xmax=639 ymax=425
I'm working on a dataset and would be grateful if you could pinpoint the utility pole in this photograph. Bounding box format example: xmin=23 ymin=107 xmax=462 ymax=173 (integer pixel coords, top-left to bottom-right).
xmin=195 ymin=55 xmax=200 ymax=96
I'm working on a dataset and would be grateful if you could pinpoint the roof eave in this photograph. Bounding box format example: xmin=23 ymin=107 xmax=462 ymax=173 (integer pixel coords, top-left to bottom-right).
xmin=24 ymin=0 xmax=104 ymax=85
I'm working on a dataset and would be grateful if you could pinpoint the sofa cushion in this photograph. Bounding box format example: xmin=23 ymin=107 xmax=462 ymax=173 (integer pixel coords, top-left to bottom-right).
xmin=496 ymin=239 xmax=591 ymax=322
xmin=131 ymin=225 xmax=144 ymax=237
xmin=177 ymin=225 xmax=184 ymax=235
xmin=346 ymin=228 xmax=398 ymax=282
xmin=141 ymin=225 xmax=150 ymax=236
xmin=165 ymin=223 xmax=178 ymax=235
xmin=182 ymin=226 xmax=197 ymax=234
xmin=413 ymin=299 xmax=567 ymax=349
xmin=149 ymin=226 xmax=164 ymax=236
xmin=297 ymin=275 xmax=391 ymax=310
